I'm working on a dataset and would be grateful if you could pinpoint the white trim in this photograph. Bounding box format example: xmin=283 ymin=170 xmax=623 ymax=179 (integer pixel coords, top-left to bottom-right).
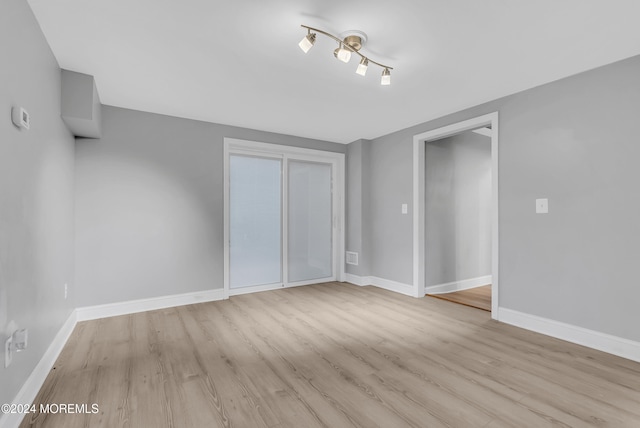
xmin=472 ymin=127 xmax=492 ymax=137
xmin=0 ymin=311 xmax=77 ymax=428
xmin=499 ymin=308 xmax=640 ymax=363
xmin=425 ymin=275 xmax=492 ymax=295
xmin=413 ymin=112 xmax=500 ymax=318
xmin=345 ymin=274 xmax=414 ymax=296
xmin=225 ymin=138 xmax=342 ymax=160
xmin=337 ymin=154 xmax=347 ymax=282
xmin=223 ymin=142 xmax=231 ymax=299
xmin=413 ymin=138 xmax=425 ymax=298
xmin=491 ymin=116 xmax=499 ymax=317
xmin=223 ymin=138 xmax=345 ymax=297
xmin=76 ymin=289 xmax=225 ymax=322
xmin=283 ymin=155 xmax=290 ymax=285
xmin=345 ymin=273 xmax=370 ymax=286
xmin=370 ymin=276 xmax=415 ymax=296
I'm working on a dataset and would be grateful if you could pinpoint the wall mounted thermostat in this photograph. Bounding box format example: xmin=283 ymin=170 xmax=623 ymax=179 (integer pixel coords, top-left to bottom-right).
xmin=11 ymin=107 xmax=30 ymax=130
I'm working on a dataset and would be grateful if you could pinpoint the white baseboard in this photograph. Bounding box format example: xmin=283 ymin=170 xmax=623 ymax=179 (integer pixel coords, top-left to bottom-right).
xmin=370 ymin=276 xmax=415 ymax=297
xmin=345 ymin=274 xmax=415 ymax=297
xmin=345 ymin=273 xmax=370 ymax=286
xmin=498 ymin=308 xmax=640 ymax=363
xmin=0 ymin=311 xmax=77 ymax=428
xmin=425 ymin=275 xmax=492 ymax=295
xmin=76 ymin=289 xmax=226 ymax=321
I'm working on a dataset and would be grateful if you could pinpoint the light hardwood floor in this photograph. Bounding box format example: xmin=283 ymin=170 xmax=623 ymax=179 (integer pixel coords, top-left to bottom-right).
xmin=429 ymin=285 xmax=492 ymax=312
xmin=21 ymin=282 xmax=640 ymax=427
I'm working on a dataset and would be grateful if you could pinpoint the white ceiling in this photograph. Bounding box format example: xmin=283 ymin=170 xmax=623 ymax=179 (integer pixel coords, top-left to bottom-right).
xmin=27 ymin=0 xmax=640 ymax=144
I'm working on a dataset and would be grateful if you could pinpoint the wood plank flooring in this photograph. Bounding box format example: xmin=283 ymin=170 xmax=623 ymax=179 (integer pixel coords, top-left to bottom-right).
xmin=428 ymin=285 xmax=492 ymax=311
xmin=21 ymin=282 xmax=640 ymax=427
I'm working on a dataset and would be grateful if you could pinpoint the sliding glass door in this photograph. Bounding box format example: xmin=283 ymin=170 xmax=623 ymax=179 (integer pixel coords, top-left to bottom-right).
xmin=229 ymin=155 xmax=282 ymax=289
xmin=288 ymin=160 xmax=333 ymax=283
xmin=225 ymin=139 xmax=343 ymax=296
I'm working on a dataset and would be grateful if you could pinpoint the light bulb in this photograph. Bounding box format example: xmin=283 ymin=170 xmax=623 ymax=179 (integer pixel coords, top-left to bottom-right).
xmin=356 ymin=58 xmax=368 ymax=76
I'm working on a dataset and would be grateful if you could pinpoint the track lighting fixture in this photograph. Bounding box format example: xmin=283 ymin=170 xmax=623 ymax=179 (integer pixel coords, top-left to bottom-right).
xmin=298 ymin=25 xmax=393 ymax=85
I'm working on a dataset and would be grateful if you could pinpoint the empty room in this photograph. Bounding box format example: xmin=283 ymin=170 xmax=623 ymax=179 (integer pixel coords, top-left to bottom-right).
xmin=2 ymin=0 xmax=640 ymax=427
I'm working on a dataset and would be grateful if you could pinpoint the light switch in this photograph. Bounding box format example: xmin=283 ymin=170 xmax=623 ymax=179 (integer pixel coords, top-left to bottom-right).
xmin=536 ymin=198 xmax=548 ymax=214
xmin=401 ymin=204 xmax=408 ymax=214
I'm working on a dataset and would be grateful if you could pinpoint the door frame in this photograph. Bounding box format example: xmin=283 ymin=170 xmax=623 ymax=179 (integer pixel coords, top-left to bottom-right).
xmin=412 ymin=112 xmax=499 ymax=318
xmin=223 ymin=138 xmax=346 ymax=299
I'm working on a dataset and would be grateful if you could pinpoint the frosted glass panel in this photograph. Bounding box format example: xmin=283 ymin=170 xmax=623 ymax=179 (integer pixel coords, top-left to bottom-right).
xmin=230 ymin=155 xmax=281 ymax=288
xmin=288 ymin=161 xmax=332 ymax=282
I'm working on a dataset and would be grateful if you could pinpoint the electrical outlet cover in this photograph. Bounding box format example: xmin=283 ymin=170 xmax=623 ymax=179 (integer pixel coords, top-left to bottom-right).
xmin=5 ymin=336 xmax=12 ymax=368
xmin=535 ymin=198 xmax=549 ymax=214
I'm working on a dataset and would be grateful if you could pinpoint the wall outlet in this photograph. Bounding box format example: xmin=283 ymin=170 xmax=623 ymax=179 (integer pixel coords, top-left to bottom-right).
xmin=346 ymin=251 xmax=359 ymax=265
xmin=13 ymin=329 xmax=28 ymax=352
xmin=5 ymin=336 xmax=12 ymax=368
xmin=536 ymin=198 xmax=549 ymax=214
xmin=11 ymin=107 xmax=30 ymax=130
xmin=64 ymin=283 xmax=68 ymax=300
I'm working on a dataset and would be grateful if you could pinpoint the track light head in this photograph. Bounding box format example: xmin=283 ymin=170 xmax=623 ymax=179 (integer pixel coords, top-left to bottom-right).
xmin=298 ymin=32 xmax=316 ymax=53
xmin=381 ymin=68 xmax=391 ymax=85
xmin=334 ymin=44 xmax=352 ymax=63
xmin=356 ymin=58 xmax=369 ymax=76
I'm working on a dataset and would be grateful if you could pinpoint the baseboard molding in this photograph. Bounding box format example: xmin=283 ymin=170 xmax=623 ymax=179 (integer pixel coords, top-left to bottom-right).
xmin=0 ymin=311 xmax=77 ymax=428
xmin=345 ymin=274 xmax=415 ymax=297
xmin=425 ymin=275 xmax=492 ymax=295
xmin=345 ymin=273 xmax=370 ymax=286
xmin=76 ymin=289 xmax=226 ymax=321
xmin=499 ymin=308 xmax=640 ymax=363
xmin=370 ymin=276 xmax=415 ymax=297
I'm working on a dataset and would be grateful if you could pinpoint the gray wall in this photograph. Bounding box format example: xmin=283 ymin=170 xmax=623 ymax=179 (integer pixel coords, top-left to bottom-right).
xmin=367 ymin=129 xmax=415 ymax=284
xmin=345 ymin=139 xmax=371 ymax=276
xmin=0 ymin=0 xmax=76 ymax=407
xmin=425 ymin=131 xmax=491 ymax=287
xmin=75 ymin=106 xmax=345 ymax=307
xmin=359 ymin=54 xmax=640 ymax=342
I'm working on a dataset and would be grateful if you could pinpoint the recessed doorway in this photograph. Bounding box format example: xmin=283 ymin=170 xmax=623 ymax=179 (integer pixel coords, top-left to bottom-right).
xmin=412 ymin=112 xmax=499 ymax=319
xmin=424 ymin=127 xmax=492 ymax=311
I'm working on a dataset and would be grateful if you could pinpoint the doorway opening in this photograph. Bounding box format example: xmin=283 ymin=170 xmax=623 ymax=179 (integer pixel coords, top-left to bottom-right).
xmin=424 ymin=127 xmax=492 ymax=311
xmin=412 ymin=112 xmax=499 ymax=319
